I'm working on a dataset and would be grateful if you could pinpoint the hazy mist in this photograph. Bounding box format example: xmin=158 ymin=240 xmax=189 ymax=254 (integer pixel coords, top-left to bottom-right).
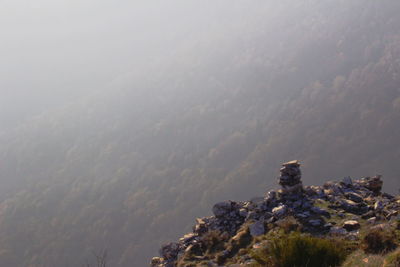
xmin=0 ymin=0 xmax=233 ymax=128
xmin=0 ymin=1 xmax=399 ymax=266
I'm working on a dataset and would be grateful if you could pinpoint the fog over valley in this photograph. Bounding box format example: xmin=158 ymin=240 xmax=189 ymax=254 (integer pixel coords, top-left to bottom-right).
xmin=0 ymin=1 xmax=399 ymax=266
xmin=0 ymin=0 xmax=231 ymax=128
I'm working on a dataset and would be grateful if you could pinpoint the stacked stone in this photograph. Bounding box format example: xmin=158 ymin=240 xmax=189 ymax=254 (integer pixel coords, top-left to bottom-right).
xmin=278 ymin=160 xmax=303 ymax=196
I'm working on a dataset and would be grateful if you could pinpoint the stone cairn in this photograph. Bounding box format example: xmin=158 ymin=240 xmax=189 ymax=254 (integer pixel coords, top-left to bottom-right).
xmin=278 ymin=160 xmax=303 ymax=198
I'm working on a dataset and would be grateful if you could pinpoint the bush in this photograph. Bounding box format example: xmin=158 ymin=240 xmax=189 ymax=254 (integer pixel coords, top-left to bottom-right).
xmin=252 ymin=232 xmax=348 ymax=267
xmin=362 ymin=229 xmax=397 ymax=254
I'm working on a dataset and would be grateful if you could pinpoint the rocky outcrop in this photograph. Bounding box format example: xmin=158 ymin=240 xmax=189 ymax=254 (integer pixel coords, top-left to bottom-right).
xmin=151 ymin=161 xmax=400 ymax=267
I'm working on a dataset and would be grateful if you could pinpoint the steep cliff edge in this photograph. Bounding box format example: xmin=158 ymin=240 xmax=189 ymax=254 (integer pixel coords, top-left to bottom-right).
xmin=152 ymin=161 xmax=400 ymax=267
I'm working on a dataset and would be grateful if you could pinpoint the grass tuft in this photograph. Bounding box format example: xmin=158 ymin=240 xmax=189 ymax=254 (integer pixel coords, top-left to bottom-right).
xmin=251 ymin=232 xmax=349 ymax=267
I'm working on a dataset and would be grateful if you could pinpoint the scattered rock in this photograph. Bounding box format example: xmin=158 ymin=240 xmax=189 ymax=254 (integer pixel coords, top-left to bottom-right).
xmin=387 ymin=210 xmax=398 ymax=220
xmin=382 ymin=193 xmax=395 ymax=199
xmin=330 ymin=227 xmax=347 ymax=235
xmin=296 ymin=212 xmax=310 ymax=218
xmin=160 ymin=242 xmax=180 ymax=261
xmin=341 ymin=177 xmax=353 ymax=187
xmin=249 ymin=221 xmax=265 ymax=237
xmin=193 ymin=218 xmax=208 ymax=235
xmin=309 ymin=219 xmax=322 ymax=226
xmin=302 ymin=201 xmax=312 ymax=209
xmin=360 ymin=175 xmax=383 ymax=194
xmin=340 ymin=199 xmax=364 ymax=213
xmin=245 ymin=211 xmax=258 ymax=221
xmin=272 ymin=205 xmax=287 ymax=218
xmin=374 ymin=200 xmax=384 ymax=211
xmin=311 ymin=206 xmax=330 ymax=217
xmin=265 ymin=191 xmax=277 ymax=201
xmin=213 ymin=201 xmax=234 ymax=218
xmin=179 ymin=233 xmax=197 ymax=244
xmin=346 ymin=231 xmax=360 ymax=241
xmin=343 ymin=220 xmax=361 ymax=231
xmin=323 ymin=182 xmax=342 ymax=195
xmin=345 ymin=192 xmax=364 ymax=203
xmin=361 ymin=211 xmax=375 ymax=219
xmin=151 ymin=257 xmax=163 ymax=267
xmin=292 ymin=200 xmax=302 ymax=209
xmin=239 ymin=209 xmax=248 ymax=218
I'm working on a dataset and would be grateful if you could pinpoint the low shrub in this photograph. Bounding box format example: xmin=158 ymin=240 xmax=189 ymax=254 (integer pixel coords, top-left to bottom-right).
xmin=362 ymin=228 xmax=397 ymax=254
xmin=251 ymin=232 xmax=348 ymax=267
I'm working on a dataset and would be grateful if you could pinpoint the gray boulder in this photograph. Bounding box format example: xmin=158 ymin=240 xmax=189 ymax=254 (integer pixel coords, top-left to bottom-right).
xmin=309 ymin=219 xmax=322 ymax=226
xmin=213 ymin=201 xmax=234 ymax=218
xmin=160 ymin=242 xmax=180 ymax=260
xmin=345 ymin=192 xmax=364 ymax=203
xmin=272 ymin=205 xmax=287 ymax=218
xmin=343 ymin=220 xmax=360 ymax=231
xmin=330 ymin=227 xmax=348 ymax=235
xmin=249 ymin=221 xmax=265 ymax=237
xmin=374 ymin=200 xmax=385 ymax=211
xmin=341 ymin=177 xmax=353 ymax=187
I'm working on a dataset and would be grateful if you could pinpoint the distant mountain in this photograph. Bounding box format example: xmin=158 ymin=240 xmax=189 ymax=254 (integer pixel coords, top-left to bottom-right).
xmin=0 ymin=1 xmax=399 ymax=266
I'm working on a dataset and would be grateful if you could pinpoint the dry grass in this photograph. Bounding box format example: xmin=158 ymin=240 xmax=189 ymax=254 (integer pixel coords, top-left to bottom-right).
xmin=384 ymin=249 xmax=400 ymax=267
xmin=341 ymin=250 xmax=386 ymax=267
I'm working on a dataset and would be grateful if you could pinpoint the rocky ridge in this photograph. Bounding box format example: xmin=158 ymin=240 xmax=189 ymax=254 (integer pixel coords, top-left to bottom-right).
xmin=151 ymin=161 xmax=400 ymax=267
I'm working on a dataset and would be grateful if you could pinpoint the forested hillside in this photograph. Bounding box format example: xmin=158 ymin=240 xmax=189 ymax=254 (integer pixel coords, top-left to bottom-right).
xmin=0 ymin=1 xmax=399 ymax=266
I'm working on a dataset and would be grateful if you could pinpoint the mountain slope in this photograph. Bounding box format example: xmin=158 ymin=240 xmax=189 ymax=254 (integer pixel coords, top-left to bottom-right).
xmin=0 ymin=1 xmax=399 ymax=266
xmin=151 ymin=162 xmax=400 ymax=267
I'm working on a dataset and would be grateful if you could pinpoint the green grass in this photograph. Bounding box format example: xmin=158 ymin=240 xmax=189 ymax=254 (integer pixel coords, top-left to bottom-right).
xmin=250 ymin=232 xmax=349 ymax=267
